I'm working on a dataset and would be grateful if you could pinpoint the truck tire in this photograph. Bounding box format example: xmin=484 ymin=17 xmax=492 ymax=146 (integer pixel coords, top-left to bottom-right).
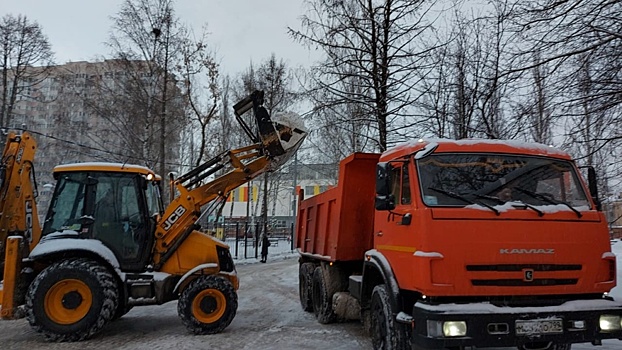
xmin=370 ymin=284 xmax=410 ymax=350
xmin=178 ymin=275 xmax=237 ymax=334
xmin=312 ymin=266 xmax=336 ymax=324
xmin=26 ymin=258 xmax=119 ymax=342
xmin=299 ymin=262 xmax=315 ymax=312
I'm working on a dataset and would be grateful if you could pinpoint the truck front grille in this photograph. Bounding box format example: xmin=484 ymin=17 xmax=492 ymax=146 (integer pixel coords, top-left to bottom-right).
xmin=472 ymin=278 xmax=578 ymax=286
xmin=466 ymin=264 xmax=582 ymax=272
xmin=467 ymin=264 xmax=581 ymax=287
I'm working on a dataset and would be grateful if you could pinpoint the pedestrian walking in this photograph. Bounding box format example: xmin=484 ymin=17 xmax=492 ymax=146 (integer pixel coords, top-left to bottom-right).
xmin=260 ymin=234 xmax=271 ymax=263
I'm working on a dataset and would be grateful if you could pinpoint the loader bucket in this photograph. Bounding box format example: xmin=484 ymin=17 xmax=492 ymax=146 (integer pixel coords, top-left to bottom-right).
xmin=258 ymin=118 xmax=306 ymax=171
xmin=233 ymin=90 xmax=306 ymax=171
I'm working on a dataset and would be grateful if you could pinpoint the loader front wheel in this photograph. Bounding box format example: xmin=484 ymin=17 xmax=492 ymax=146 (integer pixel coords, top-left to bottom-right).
xmin=178 ymin=275 xmax=237 ymax=334
xmin=299 ymin=262 xmax=315 ymax=312
xmin=26 ymin=258 xmax=119 ymax=342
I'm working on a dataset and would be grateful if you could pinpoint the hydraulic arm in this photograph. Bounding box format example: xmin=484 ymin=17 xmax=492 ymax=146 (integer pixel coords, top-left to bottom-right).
xmin=0 ymin=131 xmax=41 ymax=272
xmin=153 ymin=91 xmax=306 ymax=268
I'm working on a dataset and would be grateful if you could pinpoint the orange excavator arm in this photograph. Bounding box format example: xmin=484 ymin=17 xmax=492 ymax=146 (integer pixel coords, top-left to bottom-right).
xmin=0 ymin=131 xmax=41 ymax=270
xmin=152 ymin=91 xmax=306 ymax=268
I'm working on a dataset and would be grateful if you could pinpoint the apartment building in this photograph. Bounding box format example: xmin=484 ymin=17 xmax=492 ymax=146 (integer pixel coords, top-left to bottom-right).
xmin=3 ymin=60 xmax=182 ymax=219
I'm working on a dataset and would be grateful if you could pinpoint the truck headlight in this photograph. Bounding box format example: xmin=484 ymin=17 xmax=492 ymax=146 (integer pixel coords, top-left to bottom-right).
xmin=427 ymin=320 xmax=467 ymax=337
xmin=443 ymin=321 xmax=467 ymax=337
xmin=599 ymin=315 xmax=622 ymax=332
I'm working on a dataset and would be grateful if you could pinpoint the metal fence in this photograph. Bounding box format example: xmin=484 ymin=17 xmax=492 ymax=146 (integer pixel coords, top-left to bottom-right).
xmin=202 ymin=220 xmax=296 ymax=260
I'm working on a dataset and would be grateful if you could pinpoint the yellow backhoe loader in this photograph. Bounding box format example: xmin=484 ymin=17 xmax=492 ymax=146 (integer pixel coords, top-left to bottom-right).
xmin=0 ymin=90 xmax=306 ymax=341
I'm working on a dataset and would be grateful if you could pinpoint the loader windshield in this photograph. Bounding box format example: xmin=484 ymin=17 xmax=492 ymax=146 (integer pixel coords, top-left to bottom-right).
xmin=42 ymin=172 xmax=87 ymax=235
xmin=417 ymin=153 xmax=590 ymax=210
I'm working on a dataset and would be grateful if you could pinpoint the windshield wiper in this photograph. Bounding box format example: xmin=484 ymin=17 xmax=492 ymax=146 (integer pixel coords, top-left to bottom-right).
xmin=429 ymin=187 xmax=499 ymax=215
xmin=514 ymin=187 xmax=582 ymax=218
xmin=473 ymin=193 xmax=504 ymax=204
xmin=474 ymin=193 xmax=544 ymax=217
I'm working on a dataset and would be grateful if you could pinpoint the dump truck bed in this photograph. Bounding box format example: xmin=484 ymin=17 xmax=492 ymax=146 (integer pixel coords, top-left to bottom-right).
xmin=295 ymin=153 xmax=379 ymax=261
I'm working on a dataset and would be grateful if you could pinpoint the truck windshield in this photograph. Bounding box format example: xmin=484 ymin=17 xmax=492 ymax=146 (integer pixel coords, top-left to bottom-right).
xmin=417 ymin=153 xmax=590 ymax=210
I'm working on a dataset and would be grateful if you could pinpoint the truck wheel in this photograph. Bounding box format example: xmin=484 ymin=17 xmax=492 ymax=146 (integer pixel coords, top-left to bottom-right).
xmin=312 ymin=266 xmax=335 ymax=324
xmin=370 ymin=284 xmax=410 ymax=350
xmin=26 ymin=258 xmax=119 ymax=342
xmin=178 ymin=275 xmax=237 ymax=334
xmin=299 ymin=262 xmax=315 ymax=312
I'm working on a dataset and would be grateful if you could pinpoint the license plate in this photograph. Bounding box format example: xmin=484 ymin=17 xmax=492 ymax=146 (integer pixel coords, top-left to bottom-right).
xmin=516 ymin=319 xmax=563 ymax=335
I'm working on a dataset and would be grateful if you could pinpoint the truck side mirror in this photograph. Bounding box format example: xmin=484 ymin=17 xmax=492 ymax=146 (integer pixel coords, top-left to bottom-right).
xmin=587 ymin=166 xmax=601 ymax=211
xmin=375 ymin=162 xmax=395 ymax=211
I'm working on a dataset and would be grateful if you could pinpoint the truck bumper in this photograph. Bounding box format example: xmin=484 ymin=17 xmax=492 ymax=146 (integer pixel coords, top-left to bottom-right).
xmin=411 ymin=298 xmax=622 ymax=349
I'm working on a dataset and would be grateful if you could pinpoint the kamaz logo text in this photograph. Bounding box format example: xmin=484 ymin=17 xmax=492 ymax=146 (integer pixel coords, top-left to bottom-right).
xmin=500 ymin=248 xmax=555 ymax=254
xmin=162 ymin=205 xmax=186 ymax=231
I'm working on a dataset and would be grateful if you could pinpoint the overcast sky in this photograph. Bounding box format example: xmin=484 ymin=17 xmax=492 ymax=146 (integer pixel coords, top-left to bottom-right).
xmin=0 ymin=0 xmax=319 ymax=76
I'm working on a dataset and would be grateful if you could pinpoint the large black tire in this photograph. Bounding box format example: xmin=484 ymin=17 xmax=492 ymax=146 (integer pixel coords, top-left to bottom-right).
xmin=26 ymin=258 xmax=119 ymax=342
xmin=178 ymin=275 xmax=237 ymax=335
xmin=370 ymin=284 xmax=410 ymax=350
xmin=311 ymin=266 xmax=336 ymax=324
xmin=299 ymin=262 xmax=315 ymax=312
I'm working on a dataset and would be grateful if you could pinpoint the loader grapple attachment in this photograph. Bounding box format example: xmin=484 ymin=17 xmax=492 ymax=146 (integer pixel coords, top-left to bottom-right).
xmin=234 ymin=90 xmax=306 ymax=171
xmin=260 ymin=120 xmax=306 ymax=171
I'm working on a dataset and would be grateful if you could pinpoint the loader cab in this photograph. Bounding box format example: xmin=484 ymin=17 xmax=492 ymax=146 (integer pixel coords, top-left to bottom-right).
xmin=42 ymin=163 xmax=163 ymax=271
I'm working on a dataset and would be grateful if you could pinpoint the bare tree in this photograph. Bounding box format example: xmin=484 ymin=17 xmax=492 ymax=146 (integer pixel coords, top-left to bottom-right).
xmin=422 ymin=2 xmax=522 ymax=140
xmin=230 ymin=55 xmax=298 ymax=236
xmin=178 ymin=27 xmax=220 ymax=168
xmin=0 ymin=14 xmax=53 ymax=129
xmin=103 ymin=0 xmax=189 ymax=184
xmin=509 ymin=0 xmax=622 ymax=193
xmin=289 ymin=0 xmax=439 ymax=151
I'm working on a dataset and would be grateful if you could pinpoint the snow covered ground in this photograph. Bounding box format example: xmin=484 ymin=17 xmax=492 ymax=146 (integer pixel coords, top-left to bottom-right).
xmin=1 ymin=239 xmax=622 ymax=349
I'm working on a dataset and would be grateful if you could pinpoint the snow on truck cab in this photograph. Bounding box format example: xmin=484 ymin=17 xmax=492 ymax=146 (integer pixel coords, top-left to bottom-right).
xmin=296 ymin=139 xmax=622 ymax=350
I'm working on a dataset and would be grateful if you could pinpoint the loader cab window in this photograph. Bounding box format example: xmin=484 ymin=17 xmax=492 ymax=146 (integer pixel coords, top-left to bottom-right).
xmin=390 ymin=163 xmax=411 ymax=206
xmin=145 ymin=179 xmax=163 ymax=216
xmin=42 ymin=172 xmax=87 ymax=235
xmin=91 ymin=173 xmax=147 ymax=262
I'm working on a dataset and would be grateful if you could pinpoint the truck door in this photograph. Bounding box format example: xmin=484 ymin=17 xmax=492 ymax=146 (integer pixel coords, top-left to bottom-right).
xmin=375 ymin=162 xmax=417 ymax=269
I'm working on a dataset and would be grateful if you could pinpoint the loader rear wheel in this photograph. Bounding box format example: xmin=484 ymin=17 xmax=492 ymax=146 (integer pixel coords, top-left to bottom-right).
xmin=178 ymin=275 xmax=237 ymax=334
xmin=26 ymin=258 xmax=119 ymax=342
xmin=299 ymin=262 xmax=315 ymax=312
xmin=311 ymin=266 xmax=335 ymax=324
xmin=370 ymin=284 xmax=410 ymax=350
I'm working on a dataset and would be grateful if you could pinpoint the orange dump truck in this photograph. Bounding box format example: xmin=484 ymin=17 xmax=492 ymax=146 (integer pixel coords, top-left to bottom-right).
xmin=296 ymin=140 xmax=622 ymax=350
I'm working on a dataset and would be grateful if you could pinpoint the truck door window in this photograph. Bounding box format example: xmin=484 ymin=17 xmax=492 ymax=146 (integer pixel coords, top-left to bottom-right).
xmin=401 ymin=165 xmax=411 ymax=205
xmin=390 ymin=164 xmax=411 ymax=205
